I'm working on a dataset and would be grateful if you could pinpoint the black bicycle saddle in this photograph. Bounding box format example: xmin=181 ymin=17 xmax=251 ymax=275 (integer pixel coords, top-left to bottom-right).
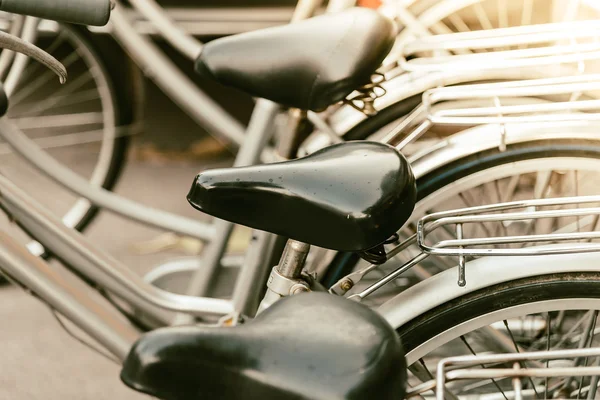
xmin=195 ymin=8 xmax=396 ymax=111
xmin=121 ymin=292 xmax=407 ymax=400
xmin=187 ymin=142 xmax=416 ymax=252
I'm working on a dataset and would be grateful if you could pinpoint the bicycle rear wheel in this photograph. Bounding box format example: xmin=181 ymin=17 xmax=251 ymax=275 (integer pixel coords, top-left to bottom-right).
xmin=0 ymin=23 xmax=138 ymax=251
xmin=397 ymin=272 xmax=600 ymax=399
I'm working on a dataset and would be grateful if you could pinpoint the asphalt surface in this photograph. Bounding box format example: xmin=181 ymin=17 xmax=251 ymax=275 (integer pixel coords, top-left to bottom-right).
xmin=0 ymin=152 xmax=234 ymax=399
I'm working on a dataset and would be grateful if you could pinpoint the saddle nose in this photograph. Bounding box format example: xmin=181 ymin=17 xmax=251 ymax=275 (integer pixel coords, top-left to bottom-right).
xmin=187 ymin=141 xmax=417 ymax=252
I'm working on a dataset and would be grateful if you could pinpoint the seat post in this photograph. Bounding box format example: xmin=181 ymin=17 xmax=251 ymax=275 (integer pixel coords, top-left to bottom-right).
xmin=277 ymin=239 xmax=310 ymax=279
xmin=257 ymin=239 xmax=311 ymax=314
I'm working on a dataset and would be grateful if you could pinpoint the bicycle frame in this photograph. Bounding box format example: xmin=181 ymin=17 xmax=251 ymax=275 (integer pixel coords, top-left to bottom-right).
xmin=8 ymin=129 xmax=600 ymax=364
xmin=5 ymin=0 xmax=600 ymax=367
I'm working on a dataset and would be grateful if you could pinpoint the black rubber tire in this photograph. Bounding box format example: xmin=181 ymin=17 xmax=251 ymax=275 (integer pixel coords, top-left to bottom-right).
xmin=396 ymin=272 xmax=600 ymax=356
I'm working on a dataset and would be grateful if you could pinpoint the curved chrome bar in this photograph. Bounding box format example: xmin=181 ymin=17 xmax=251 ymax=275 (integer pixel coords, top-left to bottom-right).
xmin=0 ymin=172 xmax=234 ymax=320
xmin=423 ymin=74 xmax=600 ymax=125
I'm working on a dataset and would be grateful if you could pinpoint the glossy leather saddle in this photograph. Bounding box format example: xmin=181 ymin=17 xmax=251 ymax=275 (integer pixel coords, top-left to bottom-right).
xmin=188 ymin=142 xmax=416 ymax=252
xmin=195 ymin=8 xmax=396 ymax=110
xmin=121 ymin=293 xmax=407 ymax=400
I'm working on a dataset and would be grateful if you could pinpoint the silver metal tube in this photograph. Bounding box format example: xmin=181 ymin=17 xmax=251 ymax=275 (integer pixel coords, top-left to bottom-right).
xmin=425 ymin=207 xmax=600 ymax=232
xmin=0 ymin=173 xmax=234 ymax=319
xmin=0 ymin=229 xmax=140 ymax=361
xmin=277 ymin=240 xmax=310 ymax=278
xmin=182 ymin=100 xmax=280 ymax=304
xmin=421 ymin=194 xmax=600 ymax=221
xmin=436 ymin=231 xmax=600 ymax=248
xmin=0 ymin=118 xmax=215 ymax=241
xmin=231 ymin=230 xmax=277 ymax=316
xmin=446 ymin=366 xmax=600 ymax=380
xmin=381 ymin=103 xmax=426 ymax=145
xmin=587 ymin=375 xmax=600 ymax=399
xmin=348 ymin=252 xmax=429 ymax=301
xmin=109 ymin=6 xmax=245 ymax=147
xmin=125 ymin=0 xmax=202 ymax=60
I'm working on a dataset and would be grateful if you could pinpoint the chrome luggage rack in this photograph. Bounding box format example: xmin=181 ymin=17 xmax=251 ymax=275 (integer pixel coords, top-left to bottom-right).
xmin=398 ymin=19 xmax=600 ymax=73
xmin=335 ymin=196 xmax=600 ymax=299
xmin=423 ymin=74 xmax=600 ymax=127
xmin=384 ymin=73 xmax=600 ymax=156
xmin=419 ymin=195 xmax=600 ymax=257
xmin=417 ymin=196 xmax=600 ymax=287
xmin=388 ymin=20 xmax=600 ymax=151
xmin=407 ymin=347 xmax=600 ymax=400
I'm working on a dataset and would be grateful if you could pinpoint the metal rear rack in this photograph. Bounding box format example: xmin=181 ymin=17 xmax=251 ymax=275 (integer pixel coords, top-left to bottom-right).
xmin=337 ymin=196 xmax=600 ymax=299
xmin=418 ymin=195 xmax=600 ymax=257
xmin=416 ymin=195 xmax=600 ymax=287
xmin=423 ymin=74 xmax=600 ymax=126
xmin=398 ymin=19 xmax=600 ymax=73
xmin=407 ymin=347 xmax=600 ymax=400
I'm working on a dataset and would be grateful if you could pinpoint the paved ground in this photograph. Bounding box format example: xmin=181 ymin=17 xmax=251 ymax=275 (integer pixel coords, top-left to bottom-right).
xmin=0 ymin=150 xmax=237 ymax=399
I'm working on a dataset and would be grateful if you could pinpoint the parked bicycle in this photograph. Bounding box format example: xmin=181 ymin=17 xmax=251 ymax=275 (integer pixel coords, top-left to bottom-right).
xmin=4 ymin=1 xmax=600 ymax=399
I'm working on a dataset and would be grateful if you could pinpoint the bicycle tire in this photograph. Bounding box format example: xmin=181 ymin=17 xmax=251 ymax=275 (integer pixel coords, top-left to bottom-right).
xmin=396 ymin=272 xmax=600 ymax=359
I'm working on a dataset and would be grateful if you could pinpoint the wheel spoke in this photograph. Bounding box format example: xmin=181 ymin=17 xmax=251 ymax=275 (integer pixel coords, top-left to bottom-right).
xmin=473 ymin=2 xmax=494 ymax=31
xmin=502 ymin=320 xmax=541 ymax=398
xmin=545 ymin=313 xmax=551 ymax=399
xmin=521 ymin=0 xmax=534 ymax=26
xmin=0 ymin=128 xmax=112 ymax=156
xmin=10 ymin=50 xmax=80 ymax=106
xmin=554 ymin=311 xmax=595 ymax=349
xmin=587 ymin=375 xmax=600 ymax=399
xmin=410 ymin=359 xmax=460 ymax=400
xmin=459 ymin=192 xmax=494 ymax=239
xmin=497 ymin=0 xmax=508 ymax=29
xmin=461 ymin=335 xmax=510 ymax=400
xmin=519 ymin=171 xmax=553 ymax=243
xmin=447 ymin=13 xmax=470 ymax=33
xmin=577 ymin=311 xmax=599 ymax=398
xmin=501 ymin=174 xmax=521 ymax=203
xmin=12 ymin=112 xmax=104 ymax=130
xmin=17 ymin=87 xmax=99 ymax=117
